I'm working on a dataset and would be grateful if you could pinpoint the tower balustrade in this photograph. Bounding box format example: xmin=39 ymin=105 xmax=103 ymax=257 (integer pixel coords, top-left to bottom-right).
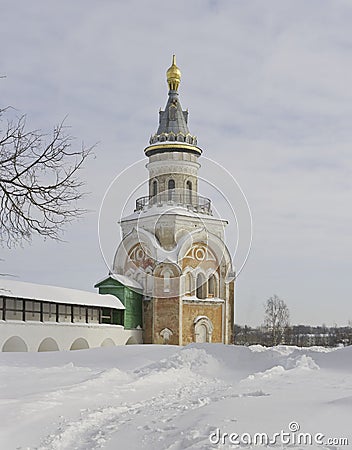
xmin=135 ymin=192 xmax=212 ymax=215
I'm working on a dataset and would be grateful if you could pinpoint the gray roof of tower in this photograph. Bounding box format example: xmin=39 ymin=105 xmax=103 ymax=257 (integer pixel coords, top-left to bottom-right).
xmin=156 ymin=91 xmax=190 ymax=135
xmin=149 ymin=90 xmax=198 ymax=146
xmin=148 ymin=57 xmax=199 ymax=148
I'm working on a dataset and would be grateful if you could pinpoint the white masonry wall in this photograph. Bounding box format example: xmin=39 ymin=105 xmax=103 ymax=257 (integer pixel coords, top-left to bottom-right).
xmin=0 ymin=320 xmax=143 ymax=352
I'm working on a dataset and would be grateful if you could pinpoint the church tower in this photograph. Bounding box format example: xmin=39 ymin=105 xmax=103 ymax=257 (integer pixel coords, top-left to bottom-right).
xmin=111 ymin=56 xmax=235 ymax=345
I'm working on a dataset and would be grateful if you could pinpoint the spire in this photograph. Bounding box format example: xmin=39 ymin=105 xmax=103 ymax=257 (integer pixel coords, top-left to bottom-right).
xmin=166 ymin=55 xmax=181 ymax=92
xmin=144 ymin=56 xmax=202 ymax=157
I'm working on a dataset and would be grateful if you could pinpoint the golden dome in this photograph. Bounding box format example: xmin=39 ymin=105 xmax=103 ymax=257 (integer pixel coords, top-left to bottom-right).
xmin=166 ymin=54 xmax=181 ymax=91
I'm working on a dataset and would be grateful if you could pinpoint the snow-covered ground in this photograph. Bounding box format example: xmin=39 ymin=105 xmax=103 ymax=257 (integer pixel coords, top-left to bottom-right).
xmin=0 ymin=344 xmax=351 ymax=449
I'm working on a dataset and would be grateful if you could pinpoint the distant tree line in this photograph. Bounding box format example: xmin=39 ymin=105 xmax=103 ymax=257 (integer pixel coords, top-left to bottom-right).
xmin=234 ymin=295 xmax=351 ymax=347
xmin=234 ymin=323 xmax=352 ymax=347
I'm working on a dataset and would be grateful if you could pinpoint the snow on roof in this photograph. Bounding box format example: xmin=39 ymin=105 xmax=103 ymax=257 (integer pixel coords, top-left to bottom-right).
xmin=96 ymin=273 xmax=143 ymax=291
xmin=0 ymin=279 xmax=125 ymax=310
xmin=110 ymin=274 xmax=143 ymax=290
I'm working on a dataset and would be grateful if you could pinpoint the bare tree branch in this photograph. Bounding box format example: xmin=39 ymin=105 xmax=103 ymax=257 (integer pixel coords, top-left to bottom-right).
xmin=0 ymin=108 xmax=93 ymax=247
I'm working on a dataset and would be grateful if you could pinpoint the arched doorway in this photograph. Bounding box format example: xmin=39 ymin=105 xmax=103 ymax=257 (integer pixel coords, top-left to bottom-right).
xmin=195 ymin=324 xmax=207 ymax=343
xmin=194 ymin=316 xmax=213 ymax=343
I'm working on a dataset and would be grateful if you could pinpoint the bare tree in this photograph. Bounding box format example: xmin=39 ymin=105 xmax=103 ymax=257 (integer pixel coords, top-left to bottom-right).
xmin=264 ymin=295 xmax=290 ymax=346
xmin=0 ymin=108 xmax=92 ymax=247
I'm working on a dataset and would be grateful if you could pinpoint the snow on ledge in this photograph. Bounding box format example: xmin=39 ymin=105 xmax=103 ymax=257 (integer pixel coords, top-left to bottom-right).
xmin=182 ymin=295 xmax=225 ymax=303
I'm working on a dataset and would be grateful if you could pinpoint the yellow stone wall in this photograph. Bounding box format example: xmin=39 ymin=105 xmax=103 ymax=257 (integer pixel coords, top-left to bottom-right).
xmin=152 ymin=297 xmax=180 ymax=345
xmin=182 ymin=302 xmax=223 ymax=345
xmin=143 ymin=300 xmax=153 ymax=344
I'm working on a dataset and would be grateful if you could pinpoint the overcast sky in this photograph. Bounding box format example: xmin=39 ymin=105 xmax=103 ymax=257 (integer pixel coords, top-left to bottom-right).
xmin=1 ymin=0 xmax=351 ymax=326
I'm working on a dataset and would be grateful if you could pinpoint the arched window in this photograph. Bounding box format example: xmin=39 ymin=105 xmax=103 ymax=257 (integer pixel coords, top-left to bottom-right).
xmin=196 ymin=273 xmax=206 ymax=299
xmin=185 ymin=272 xmax=192 ymax=296
xmin=152 ymin=180 xmax=157 ymax=198
xmin=208 ymin=274 xmax=218 ymax=298
xmin=186 ymin=180 xmax=192 ymax=204
xmin=168 ymin=179 xmax=175 ymax=201
xmin=145 ymin=267 xmax=153 ymax=295
xmin=163 ymin=270 xmax=171 ymax=292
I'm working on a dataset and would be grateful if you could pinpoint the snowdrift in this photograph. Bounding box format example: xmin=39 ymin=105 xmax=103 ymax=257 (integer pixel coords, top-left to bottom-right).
xmin=0 ymin=344 xmax=350 ymax=449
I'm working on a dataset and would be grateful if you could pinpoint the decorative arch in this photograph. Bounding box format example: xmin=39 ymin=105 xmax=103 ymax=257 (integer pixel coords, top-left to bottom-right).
xmin=177 ymin=229 xmax=233 ymax=275
xmin=153 ymin=262 xmax=182 ymax=298
xmin=113 ymin=228 xmax=158 ymax=273
xmin=186 ymin=134 xmax=193 ymax=144
xmin=101 ymin=338 xmax=115 ymax=347
xmin=154 ymin=262 xmax=182 ymax=278
xmin=129 ymin=244 xmax=149 ymax=264
xmin=160 ymin=328 xmax=173 ymax=344
xmin=70 ymin=338 xmax=89 ymax=351
xmin=123 ymin=242 xmax=156 ymax=279
xmin=194 ymin=316 xmax=213 ymax=343
xmin=2 ymin=336 xmax=28 ymax=352
xmin=38 ymin=337 xmax=59 ymax=352
xmin=125 ymin=336 xmax=138 ymax=345
xmin=177 ymin=132 xmax=185 ymax=142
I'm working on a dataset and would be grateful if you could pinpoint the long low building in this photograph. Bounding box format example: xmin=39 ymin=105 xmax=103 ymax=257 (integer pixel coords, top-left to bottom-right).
xmin=0 ymin=279 xmax=142 ymax=352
